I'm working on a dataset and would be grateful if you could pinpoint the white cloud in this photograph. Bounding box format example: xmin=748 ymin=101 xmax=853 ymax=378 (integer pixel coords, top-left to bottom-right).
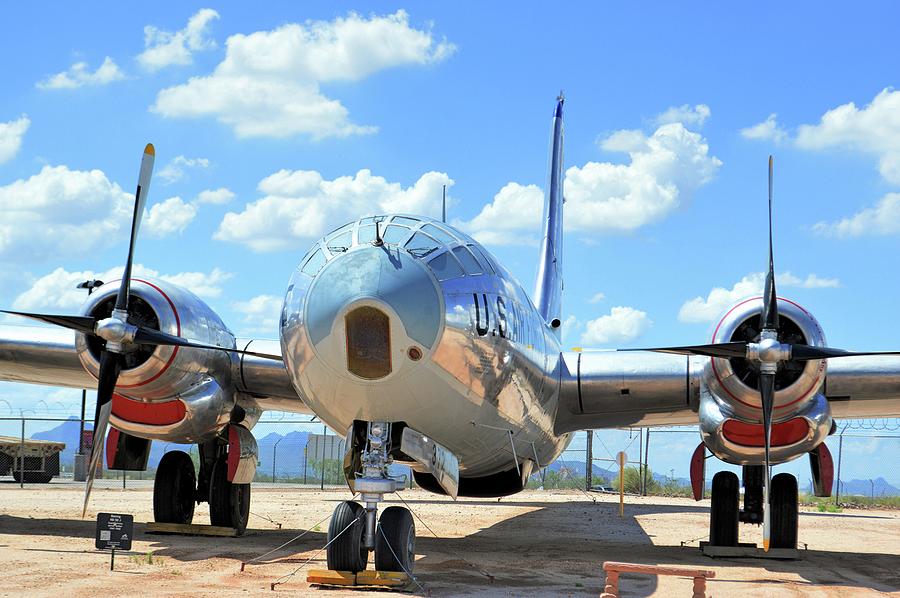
xmin=458 ymin=182 xmax=543 ymax=246
xmin=678 ymin=271 xmax=841 ymax=323
xmin=144 ymin=197 xmax=198 ymax=237
xmin=232 ymin=294 xmax=283 ymax=335
xmin=158 ymin=155 xmax=210 ymax=184
xmin=599 ymin=129 xmax=647 ymax=153
xmin=812 ymin=192 xmax=900 ymax=238
xmin=151 ymin=10 xmax=454 ymax=139
xmin=0 ymin=115 xmax=30 ymax=164
xmin=156 ymin=267 xmax=232 ymax=299
xmin=215 ymin=169 xmax=452 ymax=251
xmin=560 ymin=314 xmax=581 ymax=346
xmin=580 ymin=306 xmax=652 ymax=345
xmin=565 ymin=123 xmax=721 ymax=232
xmin=460 ymin=120 xmax=721 ymax=245
xmin=795 ymin=88 xmax=900 ymax=185
xmin=138 ymin=8 xmax=220 ymax=71
xmin=740 ymin=113 xmax=788 ymax=144
xmin=0 ymin=165 xmax=131 ymax=261
xmin=37 ymin=57 xmax=125 ymax=89
xmin=655 ymin=104 xmax=710 ymax=127
xmin=589 ymin=292 xmax=606 ymax=304
xmin=196 ymin=187 xmax=234 ymax=204
xmin=12 ymin=265 xmax=232 ymax=311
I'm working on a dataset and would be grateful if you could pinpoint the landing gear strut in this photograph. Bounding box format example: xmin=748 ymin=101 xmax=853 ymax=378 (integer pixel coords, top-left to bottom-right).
xmin=326 ymin=422 xmax=413 ymax=573
xmin=708 ymin=467 xmax=798 ymax=549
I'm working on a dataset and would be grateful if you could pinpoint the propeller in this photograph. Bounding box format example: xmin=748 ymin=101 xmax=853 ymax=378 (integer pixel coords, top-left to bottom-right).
xmin=621 ymin=155 xmax=900 ymax=551
xmin=1 ymin=144 xmax=281 ymax=517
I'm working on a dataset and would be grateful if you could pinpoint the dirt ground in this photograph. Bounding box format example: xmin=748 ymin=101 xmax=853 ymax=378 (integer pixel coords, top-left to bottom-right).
xmin=0 ymin=480 xmax=897 ymax=597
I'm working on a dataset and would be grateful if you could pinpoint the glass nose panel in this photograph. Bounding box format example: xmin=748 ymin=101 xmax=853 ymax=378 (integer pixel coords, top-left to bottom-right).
xmin=345 ymin=306 xmax=392 ymax=379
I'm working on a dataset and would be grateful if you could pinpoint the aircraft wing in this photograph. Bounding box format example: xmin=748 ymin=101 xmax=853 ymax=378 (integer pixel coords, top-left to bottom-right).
xmin=0 ymin=324 xmax=305 ymax=409
xmin=553 ymin=350 xmax=900 ymax=435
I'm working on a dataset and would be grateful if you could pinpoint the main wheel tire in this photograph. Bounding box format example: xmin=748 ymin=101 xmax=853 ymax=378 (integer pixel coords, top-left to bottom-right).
xmin=375 ymin=506 xmax=416 ymax=573
xmin=326 ymin=501 xmax=367 ymax=573
xmin=153 ymin=450 xmax=197 ymax=525
xmin=770 ymin=472 xmax=799 ymax=549
xmin=710 ymin=471 xmax=740 ymax=546
xmin=209 ymin=456 xmax=250 ymax=534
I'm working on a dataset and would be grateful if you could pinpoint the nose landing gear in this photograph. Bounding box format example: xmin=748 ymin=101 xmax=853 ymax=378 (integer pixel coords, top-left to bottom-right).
xmin=325 ymin=422 xmax=414 ymax=574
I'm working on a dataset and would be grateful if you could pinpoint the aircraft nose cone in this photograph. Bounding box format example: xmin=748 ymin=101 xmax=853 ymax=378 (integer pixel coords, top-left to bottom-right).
xmin=303 ymin=245 xmax=443 ymax=379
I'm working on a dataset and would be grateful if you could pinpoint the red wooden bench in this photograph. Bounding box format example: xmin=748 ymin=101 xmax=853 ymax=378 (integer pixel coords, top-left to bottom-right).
xmin=601 ymin=561 xmax=715 ymax=598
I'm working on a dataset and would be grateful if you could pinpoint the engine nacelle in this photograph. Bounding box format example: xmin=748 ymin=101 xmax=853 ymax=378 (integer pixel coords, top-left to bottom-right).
xmin=75 ymin=278 xmax=238 ymax=442
xmin=700 ymin=296 xmax=833 ymax=465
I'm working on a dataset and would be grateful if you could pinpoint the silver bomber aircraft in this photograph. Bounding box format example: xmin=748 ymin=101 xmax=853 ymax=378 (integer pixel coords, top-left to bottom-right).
xmin=2 ymin=96 xmax=900 ymax=573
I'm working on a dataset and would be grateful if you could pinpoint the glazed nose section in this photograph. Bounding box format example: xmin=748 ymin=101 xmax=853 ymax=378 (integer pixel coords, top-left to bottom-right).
xmin=304 ymin=245 xmax=443 ymax=379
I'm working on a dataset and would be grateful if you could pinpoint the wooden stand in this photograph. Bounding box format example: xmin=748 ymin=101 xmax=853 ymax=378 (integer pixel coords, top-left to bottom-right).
xmin=601 ymin=561 xmax=715 ymax=598
xmin=306 ymin=569 xmax=410 ymax=590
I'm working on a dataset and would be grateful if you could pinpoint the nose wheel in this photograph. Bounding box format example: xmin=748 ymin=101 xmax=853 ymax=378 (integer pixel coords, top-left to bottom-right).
xmin=325 ymin=421 xmax=412 ymax=574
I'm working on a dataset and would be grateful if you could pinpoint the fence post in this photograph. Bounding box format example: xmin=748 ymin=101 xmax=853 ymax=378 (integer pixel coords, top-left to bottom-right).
xmin=643 ymin=429 xmax=651 ymax=494
xmin=835 ymin=433 xmax=844 ymax=505
xmin=586 ymin=431 xmax=593 ymax=491
xmin=19 ymin=416 xmax=25 ymax=488
xmin=303 ymin=446 xmax=307 ymax=484
xmin=320 ymin=424 xmax=326 ymax=490
xmin=638 ymin=428 xmax=644 ymax=496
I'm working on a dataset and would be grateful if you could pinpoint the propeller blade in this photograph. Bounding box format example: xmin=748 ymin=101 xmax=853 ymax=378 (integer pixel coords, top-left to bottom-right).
xmin=115 ymin=144 xmax=155 ymax=313
xmin=761 ymin=155 xmax=779 ymax=331
xmin=790 ymin=344 xmax=900 ymax=361
xmin=83 ymin=349 xmax=121 ymax=517
xmin=619 ymin=341 xmax=749 ymax=359
xmin=133 ymin=326 xmax=283 ymax=361
xmin=1 ymin=310 xmax=96 ymax=335
xmin=759 ymin=371 xmax=775 ymax=552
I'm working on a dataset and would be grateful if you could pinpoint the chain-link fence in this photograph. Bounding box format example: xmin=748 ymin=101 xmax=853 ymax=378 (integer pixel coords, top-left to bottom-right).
xmin=1 ymin=412 xmax=897 ymax=505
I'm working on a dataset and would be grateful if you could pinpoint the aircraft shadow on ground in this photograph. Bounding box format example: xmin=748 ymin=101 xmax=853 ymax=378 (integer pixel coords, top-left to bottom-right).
xmin=1 ymin=498 xmax=898 ymax=597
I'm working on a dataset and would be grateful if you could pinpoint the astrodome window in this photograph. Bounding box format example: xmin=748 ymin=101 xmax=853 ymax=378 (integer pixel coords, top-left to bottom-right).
xmin=405 ymin=232 xmax=441 ymax=258
xmin=452 ymin=246 xmax=483 ymax=275
xmin=301 ymin=248 xmax=326 ymax=276
xmin=382 ymin=225 xmax=409 ymax=245
xmin=427 ymin=252 xmax=465 ymax=281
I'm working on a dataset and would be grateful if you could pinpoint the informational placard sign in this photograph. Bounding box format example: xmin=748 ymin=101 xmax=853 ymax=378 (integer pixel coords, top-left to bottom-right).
xmin=95 ymin=512 xmax=133 ymax=551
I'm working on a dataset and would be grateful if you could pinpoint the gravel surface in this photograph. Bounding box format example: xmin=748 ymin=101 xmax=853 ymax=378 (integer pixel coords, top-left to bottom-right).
xmin=0 ymin=484 xmax=897 ymax=597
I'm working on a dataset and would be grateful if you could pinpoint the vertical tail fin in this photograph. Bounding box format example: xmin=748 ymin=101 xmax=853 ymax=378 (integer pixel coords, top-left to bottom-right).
xmin=533 ymin=94 xmax=565 ymax=335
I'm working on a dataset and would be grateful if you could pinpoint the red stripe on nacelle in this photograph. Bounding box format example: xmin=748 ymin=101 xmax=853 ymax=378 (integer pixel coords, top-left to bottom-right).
xmin=722 ymin=417 xmax=809 ymax=447
xmin=111 ymin=393 xmax=186 ymax=425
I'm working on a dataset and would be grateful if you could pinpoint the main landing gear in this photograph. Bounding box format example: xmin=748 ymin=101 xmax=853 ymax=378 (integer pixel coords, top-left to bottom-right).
xmin=708 ymin=465 xmax=798 ymax=549
xmin=152 ymin=436 xmax=251 ymax=534
xmin=326 ymin=422 xmax=414 ymax=573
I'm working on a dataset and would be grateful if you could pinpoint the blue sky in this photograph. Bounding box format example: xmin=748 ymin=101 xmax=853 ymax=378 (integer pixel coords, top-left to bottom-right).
xmin=0 ymin=3 xmax=898 ymax=480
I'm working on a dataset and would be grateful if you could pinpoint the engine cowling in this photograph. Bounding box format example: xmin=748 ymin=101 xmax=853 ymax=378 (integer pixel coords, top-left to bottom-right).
xmin=74 ymin=278 xmax=237 ymax=441
xmin=699 ymin=296 xmax=833 ymax=465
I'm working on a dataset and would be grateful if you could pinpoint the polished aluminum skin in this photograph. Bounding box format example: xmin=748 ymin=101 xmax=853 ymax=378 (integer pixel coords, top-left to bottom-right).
xmin=280 ymin=215 xmax=571 ymax=478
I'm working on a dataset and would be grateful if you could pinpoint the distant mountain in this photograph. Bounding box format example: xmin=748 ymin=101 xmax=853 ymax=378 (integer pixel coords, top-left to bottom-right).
xmin=833 ymin=477 xmax=899 ymax=497
xmin=545 ymin=459 xmax=692 ymax=488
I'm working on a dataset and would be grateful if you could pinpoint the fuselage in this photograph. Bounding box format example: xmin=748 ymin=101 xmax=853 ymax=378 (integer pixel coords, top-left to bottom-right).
xmin=280 ymin=214 xmax=571 ymax=477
